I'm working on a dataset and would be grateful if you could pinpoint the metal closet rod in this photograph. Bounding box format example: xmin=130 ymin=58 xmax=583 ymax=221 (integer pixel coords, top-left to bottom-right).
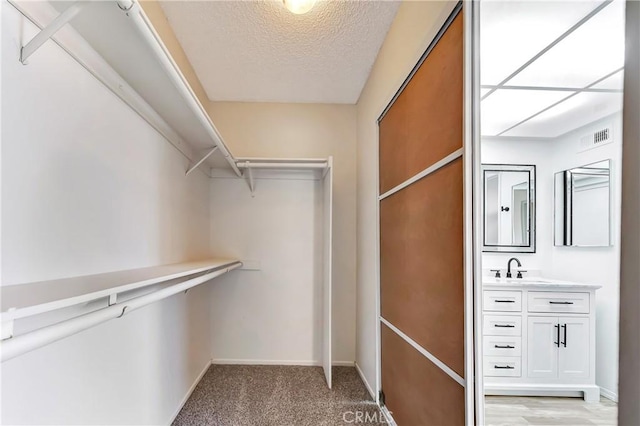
xmin=0 ymin=262 xmax=241 ymax=363
xmin=237 ymin=162 xmax=329 ymax=170
xmin=235 ymin=157 xmax=328 ymax=162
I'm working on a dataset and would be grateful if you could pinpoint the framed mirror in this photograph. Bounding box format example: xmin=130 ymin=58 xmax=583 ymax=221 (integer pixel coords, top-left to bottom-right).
xmin=482 ymin=164 xmax=536 ymax=253
xmin=554 ymin=159 xmax=612 ymax=247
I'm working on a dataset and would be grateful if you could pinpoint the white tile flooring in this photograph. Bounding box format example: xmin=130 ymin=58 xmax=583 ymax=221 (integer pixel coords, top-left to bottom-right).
xmin=485 ymin=396 xmax=617 ymax=426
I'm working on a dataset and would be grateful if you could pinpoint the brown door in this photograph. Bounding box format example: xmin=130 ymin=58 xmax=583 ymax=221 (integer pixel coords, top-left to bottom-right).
xmin=378 ymin=5 xmax=466 ymax=425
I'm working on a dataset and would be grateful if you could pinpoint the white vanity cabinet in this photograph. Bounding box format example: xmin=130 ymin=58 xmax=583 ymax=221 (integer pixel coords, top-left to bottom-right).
xmin=483 ymin=280 xmax=600 ymax=402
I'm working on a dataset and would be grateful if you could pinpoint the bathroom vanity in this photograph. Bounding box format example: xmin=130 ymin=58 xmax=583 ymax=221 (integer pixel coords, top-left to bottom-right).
xmin=483 ymin=278 xmax=601 ymax=402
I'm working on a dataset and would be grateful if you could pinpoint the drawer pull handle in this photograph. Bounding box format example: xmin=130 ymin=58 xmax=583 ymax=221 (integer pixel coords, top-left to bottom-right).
xmin=494 ymin=324 xmax=515 ymax=328
xmin=495 ymin=299 xmax=515 ymax=303
xmin=494 ymin=365 xmax=515 ymax=369
xmin=494 ymin=344 xmax=515 ymax=349
xmin=549 ymin=301 xmax=574 ymax=305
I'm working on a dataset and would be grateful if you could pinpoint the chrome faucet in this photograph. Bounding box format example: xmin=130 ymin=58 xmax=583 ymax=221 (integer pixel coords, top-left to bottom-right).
xmin=506 ymin=257 xmax=521 ymax=278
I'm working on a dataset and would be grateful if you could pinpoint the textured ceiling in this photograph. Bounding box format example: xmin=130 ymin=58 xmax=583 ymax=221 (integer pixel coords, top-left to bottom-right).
xmin=159 ymin=0 xmax=400 ymax=104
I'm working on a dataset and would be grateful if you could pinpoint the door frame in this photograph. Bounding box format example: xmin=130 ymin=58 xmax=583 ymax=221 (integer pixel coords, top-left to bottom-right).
xmin=465 ymin=0 xmax=485 ymax=423
xmin=373 ymin=1 xmax=483 ymax=424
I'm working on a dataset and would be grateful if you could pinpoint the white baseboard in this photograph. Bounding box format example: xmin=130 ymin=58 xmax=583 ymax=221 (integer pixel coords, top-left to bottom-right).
xmin=211 ymin=358 xmax=354 ymax=367
xmin=600 ymin=386 xmax=618 ymax=402
xmin=165 ymin=359 xmax=212 ymax=426
xmin=355 ymin=362 xmax=376 ymax=401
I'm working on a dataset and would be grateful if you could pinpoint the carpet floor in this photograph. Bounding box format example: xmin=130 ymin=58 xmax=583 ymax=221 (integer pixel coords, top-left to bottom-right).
xmin=172 ymin=365 xmax=385 ymax=426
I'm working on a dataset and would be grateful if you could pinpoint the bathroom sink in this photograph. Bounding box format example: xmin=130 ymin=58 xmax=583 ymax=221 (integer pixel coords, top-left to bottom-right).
xmin=484 ymin=276 xmax=550 ymax=285
xmin=483 ymin=276 xmax=601 ymax=288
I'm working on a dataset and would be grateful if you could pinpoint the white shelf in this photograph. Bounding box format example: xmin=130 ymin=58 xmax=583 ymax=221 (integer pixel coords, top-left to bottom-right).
xmin=11 ymin=0 xmax=238 ymax=175
xmin=1 ymin=258 xmax=241 ymax=321
xmin=10 ymin=1 xmax=334 ymax=179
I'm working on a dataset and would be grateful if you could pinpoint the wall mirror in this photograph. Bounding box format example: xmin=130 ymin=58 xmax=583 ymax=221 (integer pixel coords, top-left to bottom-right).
xmin=482 ymin=164 xmax=536 ymax=253
xmin=554 ymin=159 xmax=612 ymax=247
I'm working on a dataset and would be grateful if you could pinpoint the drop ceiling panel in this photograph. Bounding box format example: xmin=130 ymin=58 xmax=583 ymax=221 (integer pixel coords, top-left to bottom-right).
xmin=481 ymin=89 xmax=572 ymax=136
xmin=502 ymin=91 xmax=623 ymax=138
xmin=160 ymin=0 xmax=400 ymax=104
xmin=592 ymin=69 xmax=625 ymax=90
xmin=507 ymin=1 xmax=625 ymax=89
xmin=480 ymin=1 xmax=603 ymax=85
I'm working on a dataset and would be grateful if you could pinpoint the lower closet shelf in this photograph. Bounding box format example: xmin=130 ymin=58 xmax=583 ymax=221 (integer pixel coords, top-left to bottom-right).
xmin=1 ymin=258 xmax=241 ymax=362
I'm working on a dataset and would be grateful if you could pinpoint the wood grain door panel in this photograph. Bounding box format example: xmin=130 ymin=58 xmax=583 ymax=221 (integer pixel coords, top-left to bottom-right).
xmin=380 ymin=158 xmax=465 ymax=376
xmin=381 ymin=323 xmax=465 ymax=426
xmin=379 ymin=13 xmax=463 ymax=194
xmin=378 ymin=5 xmax=465 ymax=424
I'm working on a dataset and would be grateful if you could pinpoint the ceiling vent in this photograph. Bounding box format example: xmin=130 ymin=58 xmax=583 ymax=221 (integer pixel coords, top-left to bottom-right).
xmin=578 ymin=126 xmax=613 ymax=152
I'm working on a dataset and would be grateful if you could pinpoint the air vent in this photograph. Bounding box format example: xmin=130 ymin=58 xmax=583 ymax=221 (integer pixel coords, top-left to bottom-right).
xmin=578 ymin=126 xmax=613 ymax=152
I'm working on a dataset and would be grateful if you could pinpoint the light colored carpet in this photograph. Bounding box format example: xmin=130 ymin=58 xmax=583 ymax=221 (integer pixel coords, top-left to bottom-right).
xmin=172 ymin=365 xmax=385 ymax=426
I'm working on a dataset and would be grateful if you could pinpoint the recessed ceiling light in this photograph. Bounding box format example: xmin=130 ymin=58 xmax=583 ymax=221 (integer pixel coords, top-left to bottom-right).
xmin=283 ymin=0 xmax=317 ymax=15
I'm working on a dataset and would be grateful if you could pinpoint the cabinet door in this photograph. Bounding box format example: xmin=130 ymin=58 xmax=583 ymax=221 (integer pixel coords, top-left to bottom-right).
xmin=558 ymin=317 xmax=590 ymax=379
xmin=527 ymin=316 xmax=559 ymax=378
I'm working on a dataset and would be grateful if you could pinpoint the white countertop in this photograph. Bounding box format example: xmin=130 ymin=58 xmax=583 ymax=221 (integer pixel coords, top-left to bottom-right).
xmin=483 ymin=276 xmax=601 ymax=290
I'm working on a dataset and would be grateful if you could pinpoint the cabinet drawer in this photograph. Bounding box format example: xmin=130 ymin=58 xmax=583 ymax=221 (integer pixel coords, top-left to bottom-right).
xmin=483 ymin=336 xmax=522 ymax=357
xmin=527 ymin=291 xmax=590 ymax=314
xmin=484 ymin=290 xmax=522 ymax=312
xmin=484 ymin=356 xmax=521 ymax=377
xmin=483 ymin=315 xmax=522 ymax=336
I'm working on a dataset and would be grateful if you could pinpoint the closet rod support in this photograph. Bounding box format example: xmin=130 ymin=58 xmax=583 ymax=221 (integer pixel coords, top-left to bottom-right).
xmin=20 ymin=2 xmax=88 ymax=64
xmin=245 ymin=161 xmax=255 ymax=197
xmin=108 ymin=294 xmax=117 ymax=306
xmin=186 ymin=146 xmax=218 ymax=176
xmin=115 ymin=0 xmax=134 ymax=12
xmin=1 ymin=309 xmax=16 ymax=340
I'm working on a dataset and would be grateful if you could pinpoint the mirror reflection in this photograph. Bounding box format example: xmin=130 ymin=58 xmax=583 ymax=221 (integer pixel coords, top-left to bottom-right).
xmin=554 ymin=160 xmax=612 ymax=247
xmin=482 ymin=164 xmax=536 ymax=253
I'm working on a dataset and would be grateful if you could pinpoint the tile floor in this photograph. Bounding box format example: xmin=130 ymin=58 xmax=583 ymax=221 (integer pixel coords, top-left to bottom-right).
xmin=485 ymin=396 xmax=617 ymax=426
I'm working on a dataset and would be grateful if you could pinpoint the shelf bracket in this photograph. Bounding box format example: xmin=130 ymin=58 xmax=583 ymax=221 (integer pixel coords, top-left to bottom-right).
xmin=1 ymin=309 xmax=16 ymax=340
xmin=108 ymin=294 xmax=117 ymax=307
xmin=185 ymin=146 xmax=218 ymax=176
xmin=20 ymin=2 xmax=88 ymax=65
xmin=244 ymin=161 xmax=255 ymax=197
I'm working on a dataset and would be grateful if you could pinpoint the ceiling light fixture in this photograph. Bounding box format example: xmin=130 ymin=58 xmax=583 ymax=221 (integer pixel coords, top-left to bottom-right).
xmin=283 ymin=0 xmax=316 ymax=15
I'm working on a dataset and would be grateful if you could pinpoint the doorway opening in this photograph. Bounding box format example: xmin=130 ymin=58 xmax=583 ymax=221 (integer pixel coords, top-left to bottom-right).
xmin=477 ymin=1 xmax=625 ymax=425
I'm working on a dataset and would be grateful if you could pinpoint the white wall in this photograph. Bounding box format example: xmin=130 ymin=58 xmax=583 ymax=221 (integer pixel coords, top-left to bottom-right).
xmin=480 ymin=113 xmax=623 ymax=399
xmin=549 ymin=115 xmax=622 ymax=399
xmin=208 ymin=177 xmax=326 ymax=364
xmin=205 ymin=102 xmax=357 ymax=364
xmin=1 ymin=3 xmax=214 ymax=423
xmin=354 ymin=0 xmax=458 ymax=395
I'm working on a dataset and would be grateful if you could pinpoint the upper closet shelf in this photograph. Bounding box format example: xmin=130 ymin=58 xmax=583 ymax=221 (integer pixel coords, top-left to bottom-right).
xmin=232 ymin=157 xmax=332 ymax=195
xmin=1 ymin=258 xmax=241 ymax=322
xmin=11 ymin=0 xmax=331 ymax=180
xmin=237 ymin=157 xmax=330 ymax=171
xmin=10 ymin=0 xmax=239 ymax=177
